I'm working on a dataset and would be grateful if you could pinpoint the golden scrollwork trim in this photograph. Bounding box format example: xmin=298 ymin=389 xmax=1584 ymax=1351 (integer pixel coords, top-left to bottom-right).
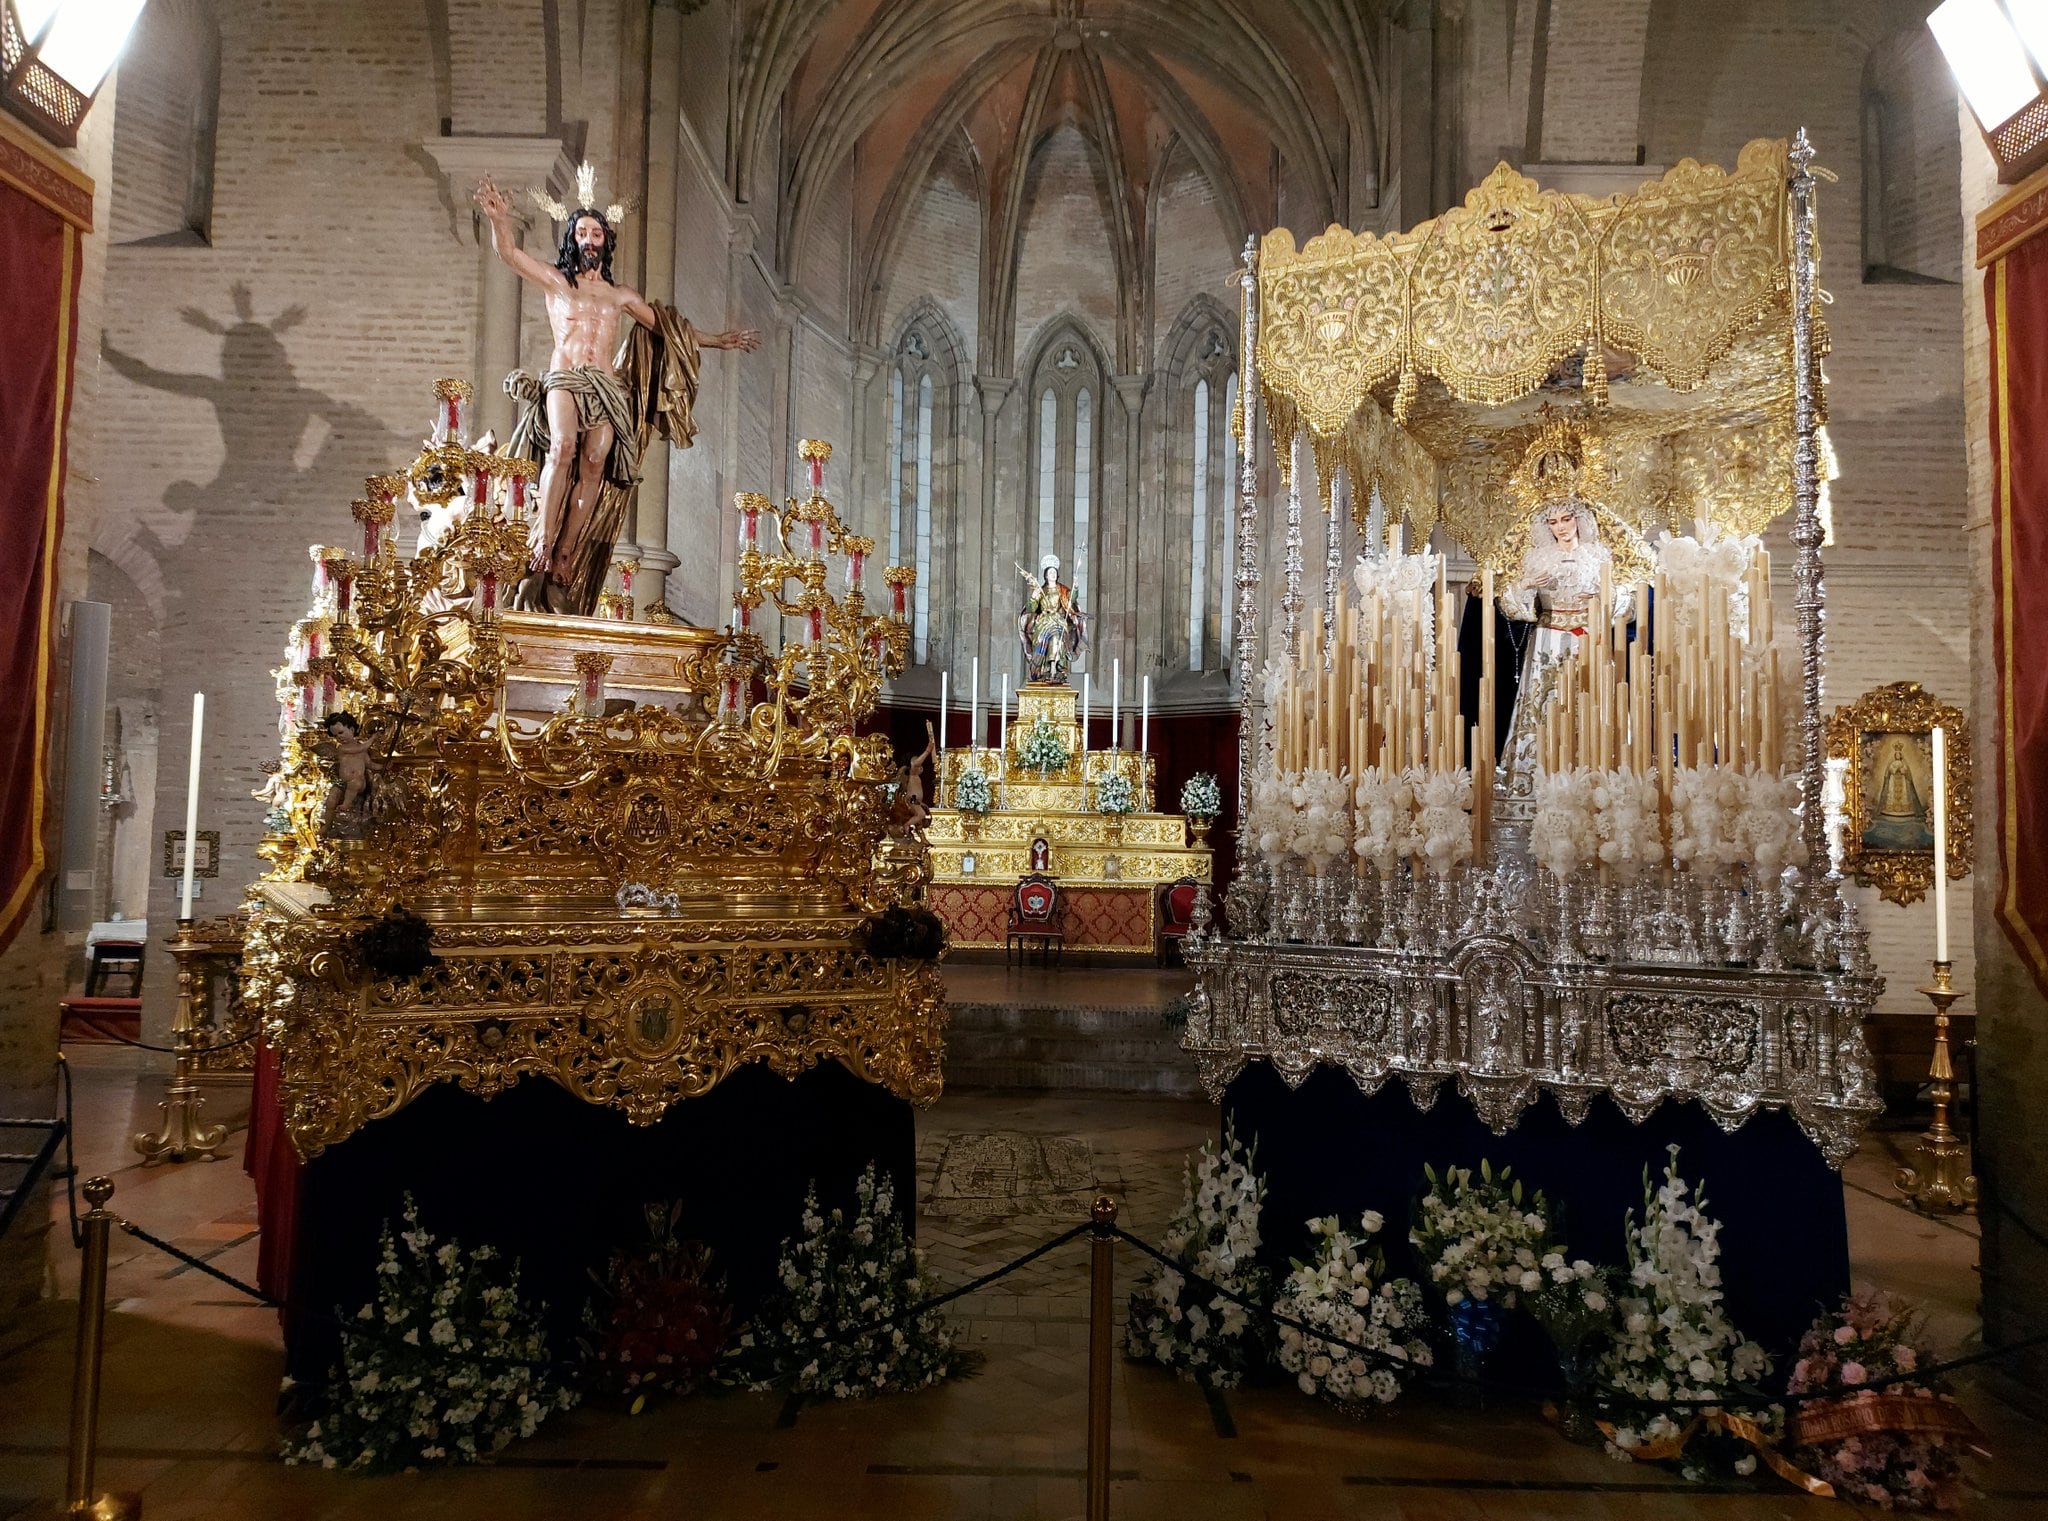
xmin=1826 ymin=682 xmax=1973 ymax=907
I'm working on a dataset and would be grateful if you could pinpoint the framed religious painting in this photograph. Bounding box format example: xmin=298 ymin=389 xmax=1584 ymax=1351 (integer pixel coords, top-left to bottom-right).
xmin=1826 ymin=682 xmax=1972 ymax=906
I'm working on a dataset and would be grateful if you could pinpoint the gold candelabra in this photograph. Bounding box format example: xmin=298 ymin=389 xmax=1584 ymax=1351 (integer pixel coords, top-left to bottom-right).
xmin=1894 ymin=959 xmax=1978 ymax=1213
xmin=131 ymin=919 xmax=230 ymax=1163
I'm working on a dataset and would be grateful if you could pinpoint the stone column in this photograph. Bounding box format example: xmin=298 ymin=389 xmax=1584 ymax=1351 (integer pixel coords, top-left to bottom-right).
xmin=972 ymin=375 xmax=1014 ymax=681
xmin=420 ymin=137 xmax=574 ymax=442
xmin=631 ymin=0 xmax=686 ymax=616
xmin=1112 ymin=373 xmax=1148 ymax=678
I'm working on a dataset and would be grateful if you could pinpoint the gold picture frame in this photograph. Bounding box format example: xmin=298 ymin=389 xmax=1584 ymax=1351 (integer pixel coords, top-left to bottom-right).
xmin=1826 ymin=682 xmax=1972 ymax=907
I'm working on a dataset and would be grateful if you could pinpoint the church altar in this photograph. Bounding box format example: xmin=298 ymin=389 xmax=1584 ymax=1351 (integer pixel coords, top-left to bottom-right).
xmin=1185 ymin=135 xmax=1881 ymax=1344
xmin=926 ymin=682 xmax=1212 ymax=953
xmin=240 ymin=405 xmax=943 ymax=1362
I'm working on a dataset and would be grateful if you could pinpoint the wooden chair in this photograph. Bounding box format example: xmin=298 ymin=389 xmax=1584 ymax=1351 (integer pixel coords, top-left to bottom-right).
xmin=1157 ymin=877 xmax=1202 ymax=965
xmin=1006 ymin=874 xmax=1064 ymax=966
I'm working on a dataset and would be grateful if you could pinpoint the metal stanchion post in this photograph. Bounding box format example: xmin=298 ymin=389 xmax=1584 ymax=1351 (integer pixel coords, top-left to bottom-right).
xmin=1086 ymin=1195 xmax=1117 ymax=1521
xmin=65 ymin=1175 xmax=140 ymax=1520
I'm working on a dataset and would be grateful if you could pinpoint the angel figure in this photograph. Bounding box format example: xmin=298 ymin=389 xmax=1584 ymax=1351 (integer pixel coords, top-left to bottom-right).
xmin=1016 ymin=554 xmax=1087 ymax=686
xmin=315 ymin=711 xmax=380 ymax=835
xmin=887 ymin=722 xmax=939 ymax=838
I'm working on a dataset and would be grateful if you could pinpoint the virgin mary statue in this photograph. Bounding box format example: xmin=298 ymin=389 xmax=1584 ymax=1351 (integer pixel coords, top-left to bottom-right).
xmin=1017 ymin=554 xmax=1087 ymax=685
xmin=1491 ymin=421 xmax=1641 ymax=837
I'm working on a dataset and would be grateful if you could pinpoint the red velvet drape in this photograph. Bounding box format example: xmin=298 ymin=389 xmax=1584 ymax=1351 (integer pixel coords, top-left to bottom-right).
xmin=1988 ymin=236 xmax=2048 ymax=998
xmin=0 ymin=123 xmax=88 ymax=948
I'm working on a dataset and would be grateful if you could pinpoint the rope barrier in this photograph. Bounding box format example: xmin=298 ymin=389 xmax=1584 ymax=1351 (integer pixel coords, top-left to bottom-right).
xmin=66 ymin=1022 xmax=262 ymax=1057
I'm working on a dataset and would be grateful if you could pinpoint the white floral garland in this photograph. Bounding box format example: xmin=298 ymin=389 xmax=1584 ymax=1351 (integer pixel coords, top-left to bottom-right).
xmin=1275 ymin=1213 xmax=1434 ymax=1407
xmin=1126 ymin=1123 xmax=1271 ymax=1389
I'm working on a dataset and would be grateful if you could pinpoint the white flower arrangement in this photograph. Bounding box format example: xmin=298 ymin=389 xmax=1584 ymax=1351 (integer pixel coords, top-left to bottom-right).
xmin=1672 ymin=766 xmax=1748 ymax=874
xmin=953 ymin=767 xmax=992 ymax=815
xmin=1096 ymin=771 xmax=1137 ymax=815
xmin=1274 ymin=1213 xmax=1434 ymax=1408
xmin=1599 ymin=1147 xmax=1773 ymax=1469
xmin=1411 ymin=767 xmax=1474 ymax=877
xmin=1592 ymin=768 xmax=1664 ymax=881
xmin=1287 ymin=768 xmax=1354 ymax=872
xmin=1352 ymin=766 xmax=1416 ymax=877
xmin=1018 ymin=716 xmax=1071 ymax=773
xmin=282 ymin=1198 xmax=575 ymax=1471
xmin=1409 ymin=1160 xmax=1556 ymax=1311
xmin=1126 ymin=1122 xmax=1272 ymax=1389
xmin=1655 ymin=528 xmax=1759 ymax=638
xmin=1525 ymin=1253 xmax=1619 ymax=1356
xmin=1734 ymin=767 xmax=1808 ymax=878
xmin=730 ymin=1164 xmax=960 ymax=1400
xmin=1531 ymin=768 xmax=1598 ymax=880
xmin=1179 ymin=771 xmax=1223 ymax=820
xmin=1251 ymin=769 xmax=1295 ymax=865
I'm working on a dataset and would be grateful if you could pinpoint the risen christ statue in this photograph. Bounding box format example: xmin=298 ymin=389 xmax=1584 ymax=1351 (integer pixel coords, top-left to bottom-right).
xmin=472 ymin=174 xmax=760 ymax=614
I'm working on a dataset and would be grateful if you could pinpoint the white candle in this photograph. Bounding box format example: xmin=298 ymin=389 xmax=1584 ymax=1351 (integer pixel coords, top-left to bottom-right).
xmin=1933 ymin=725 xmax=1949 ymax=962
xmin=1141 ymin=675 xmax=1151 ymax=754
xmin=179 ymin=691 xmax=205 ymax=922
xmin=1111 ymin=658 xmax=1120 ymax=752
xmin=939 ymin=672 xmax=948 ymax=753
xmin=971 ymin=655 xmax=980 ymax=752
xmin=1082 ymin=673 xmax=1091 ymax=752
xmin=1000 ymin=674 xmax=1010 ymax=760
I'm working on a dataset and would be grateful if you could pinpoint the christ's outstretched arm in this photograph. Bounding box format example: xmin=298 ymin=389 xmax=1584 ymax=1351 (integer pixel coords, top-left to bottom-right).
xmin=473 ymin=176 xmax=561 ymax=291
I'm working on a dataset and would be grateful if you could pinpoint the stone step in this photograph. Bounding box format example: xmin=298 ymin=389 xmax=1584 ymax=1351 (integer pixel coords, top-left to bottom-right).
xmin=947 ymin=1002 xmax=1180 ymax=1034
xmin=941 ymin=997 xmax=1198 ymax=1094
xmin=945 ymin=1060 xmax=1204 ymax=1097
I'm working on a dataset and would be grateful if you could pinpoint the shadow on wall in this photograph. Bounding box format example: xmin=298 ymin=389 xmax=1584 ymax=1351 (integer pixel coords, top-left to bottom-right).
xmin=101 ymin=282 xmax=405 ymax=548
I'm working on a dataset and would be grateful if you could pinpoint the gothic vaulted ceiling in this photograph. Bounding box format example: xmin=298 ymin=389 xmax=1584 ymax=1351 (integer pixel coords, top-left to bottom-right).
xmin=732 ymin=0 xmax=1394 ymax=370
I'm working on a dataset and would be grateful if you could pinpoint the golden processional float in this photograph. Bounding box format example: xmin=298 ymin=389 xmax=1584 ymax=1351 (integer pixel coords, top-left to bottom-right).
xmin=1182 ymin=133 xmax=1882 ymax=1167
xmin=242 ymin=398 xmax=943 ymax=1161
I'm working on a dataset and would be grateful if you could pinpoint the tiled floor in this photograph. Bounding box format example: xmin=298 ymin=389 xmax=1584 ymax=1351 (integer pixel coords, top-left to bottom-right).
xmin=2 ymin=1035 xmax=2042 ymax=1520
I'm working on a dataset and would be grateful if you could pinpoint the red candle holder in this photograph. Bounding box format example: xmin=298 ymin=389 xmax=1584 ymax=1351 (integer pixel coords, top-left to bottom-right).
xmin=807 ymin=606 xmax=825 ymax=644
xmin=479 ymin=573 xmax=498 ymax=614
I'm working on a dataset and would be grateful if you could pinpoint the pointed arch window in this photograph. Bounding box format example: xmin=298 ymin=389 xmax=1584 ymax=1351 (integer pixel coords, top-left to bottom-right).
xmin=1164 ymin=309 xmax=1236 ymax=673
xmin=1026 ymin=328 xmax=1106 ymax=669
xmin=888 ymin=308 xmax=960 ymax=666
xmin=914 ymin=374 xmax=934 ymax=660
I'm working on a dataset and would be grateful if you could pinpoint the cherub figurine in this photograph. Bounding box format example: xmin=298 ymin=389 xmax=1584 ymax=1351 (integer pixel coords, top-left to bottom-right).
xmin=315 ymin=711 xmax=379 ymax=833
xmin=887 ymin=722 xmax=939 ymax=838
xmin=252 ymin=760 xmax=292 ymax=834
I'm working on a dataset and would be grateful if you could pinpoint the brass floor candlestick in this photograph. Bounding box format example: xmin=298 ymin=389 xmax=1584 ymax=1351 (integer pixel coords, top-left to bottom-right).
xmin=1895 ymin=959 xmax=1977 ymax=1212
xmin=133 ymin=919 xmax=229 ymax=1163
